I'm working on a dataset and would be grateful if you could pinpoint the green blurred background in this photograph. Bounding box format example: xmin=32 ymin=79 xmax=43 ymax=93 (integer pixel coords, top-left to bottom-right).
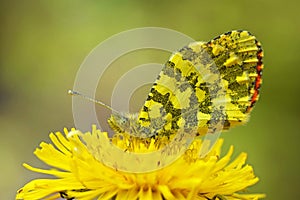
xmin=1 ymin=0 xmax=299 ymax=199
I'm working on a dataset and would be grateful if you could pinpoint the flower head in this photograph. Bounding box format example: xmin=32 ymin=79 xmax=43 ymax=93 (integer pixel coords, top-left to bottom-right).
xmin=16 ymin=126 xmax=265 ymax=200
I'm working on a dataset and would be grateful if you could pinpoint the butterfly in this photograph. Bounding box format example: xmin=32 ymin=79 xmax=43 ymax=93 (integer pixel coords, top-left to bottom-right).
xmin=107 ymin=30 xmax=263 ymax=143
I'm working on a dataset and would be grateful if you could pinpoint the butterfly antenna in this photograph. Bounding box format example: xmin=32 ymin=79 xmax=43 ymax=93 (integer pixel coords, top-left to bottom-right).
xmin=68 ymin=90 xmax=117 ymax=112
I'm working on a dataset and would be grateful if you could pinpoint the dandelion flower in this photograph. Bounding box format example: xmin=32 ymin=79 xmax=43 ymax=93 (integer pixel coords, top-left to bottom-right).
xmin=16 ymin=126 xmax=265 ymax=200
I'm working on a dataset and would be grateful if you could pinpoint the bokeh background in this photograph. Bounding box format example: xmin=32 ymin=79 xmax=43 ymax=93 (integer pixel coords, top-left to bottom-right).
xmin=1 ymin=1 xmax=299 ymax=199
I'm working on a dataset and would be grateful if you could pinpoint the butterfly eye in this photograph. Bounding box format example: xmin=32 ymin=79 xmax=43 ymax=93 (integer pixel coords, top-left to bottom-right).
xmin=119 ymin=116 xmax=129 ymax=125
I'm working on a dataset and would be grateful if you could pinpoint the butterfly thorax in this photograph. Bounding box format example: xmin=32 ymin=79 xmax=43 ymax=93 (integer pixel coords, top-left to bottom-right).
xmin=108 ymin=112 xmax=158 ymax=138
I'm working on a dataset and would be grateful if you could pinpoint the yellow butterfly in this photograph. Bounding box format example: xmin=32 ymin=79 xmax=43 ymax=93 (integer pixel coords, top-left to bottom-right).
xmin=107 ymin=30 xmax=263 ymax=140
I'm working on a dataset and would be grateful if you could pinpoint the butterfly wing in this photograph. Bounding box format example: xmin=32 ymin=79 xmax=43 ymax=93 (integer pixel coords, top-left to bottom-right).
xmin=137 ymin=30 xmax=263 ymax=139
